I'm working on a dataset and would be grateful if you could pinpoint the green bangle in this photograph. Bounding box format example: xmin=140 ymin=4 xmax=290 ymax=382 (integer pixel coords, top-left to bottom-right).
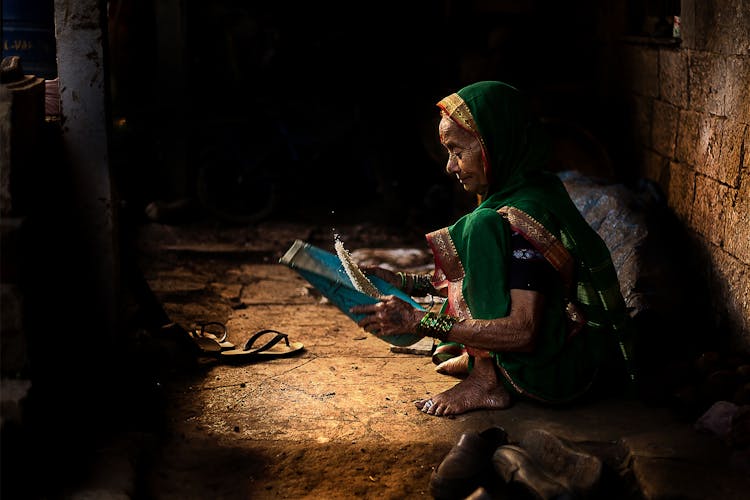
xmin=416 ymin=312 xmax=460 ymax=340
xmin=396 ymin=272 xmax=407 ymax=290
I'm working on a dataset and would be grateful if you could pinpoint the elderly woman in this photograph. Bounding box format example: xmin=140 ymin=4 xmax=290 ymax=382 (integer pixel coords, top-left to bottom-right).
xmin=352 ymin=81 xmax=633 ymax=417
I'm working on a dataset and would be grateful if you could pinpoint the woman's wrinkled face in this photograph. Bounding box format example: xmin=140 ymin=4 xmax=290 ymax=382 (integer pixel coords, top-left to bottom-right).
xmin=439 ymin=114 xmax=488 ymax=195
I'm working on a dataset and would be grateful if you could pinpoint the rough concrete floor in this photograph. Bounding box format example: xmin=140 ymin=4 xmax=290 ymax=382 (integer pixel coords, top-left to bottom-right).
xmin=122 ymin=219 xmax=749 ymax=500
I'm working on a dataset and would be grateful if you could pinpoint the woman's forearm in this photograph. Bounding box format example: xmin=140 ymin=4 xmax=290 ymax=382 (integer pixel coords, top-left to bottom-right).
xmin=427 ymin=289 xmax=544 ymax=353
xmin=442 ymin=317 xmax=536 ymax=352
xmin=352 ymin=289 xmax=543 ymax=353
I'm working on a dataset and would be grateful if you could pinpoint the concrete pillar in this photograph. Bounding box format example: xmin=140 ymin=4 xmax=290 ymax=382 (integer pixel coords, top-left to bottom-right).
xmin=53 ymin=0 xmax=118 ymax=342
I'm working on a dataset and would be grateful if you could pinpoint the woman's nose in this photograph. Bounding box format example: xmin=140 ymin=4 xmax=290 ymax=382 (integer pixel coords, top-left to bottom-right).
xmin=445 ymin=157 xmax=459 ymax=174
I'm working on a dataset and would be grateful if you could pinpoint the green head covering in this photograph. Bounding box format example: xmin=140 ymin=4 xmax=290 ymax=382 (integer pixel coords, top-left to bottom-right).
xmin=442 ymin=80 xmax=551 ymax=197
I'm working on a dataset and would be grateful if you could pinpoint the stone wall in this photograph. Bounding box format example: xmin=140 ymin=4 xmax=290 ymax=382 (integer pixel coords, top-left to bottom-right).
xmin=612 ymin=0 xmax=749 ymax=352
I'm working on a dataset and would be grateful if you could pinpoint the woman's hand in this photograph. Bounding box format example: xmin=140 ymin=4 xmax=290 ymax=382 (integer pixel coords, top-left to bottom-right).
xmin=351 ymin=295 xmax=423 ymax=337
xmin=360 ymin=266 xmax=402 ymax=289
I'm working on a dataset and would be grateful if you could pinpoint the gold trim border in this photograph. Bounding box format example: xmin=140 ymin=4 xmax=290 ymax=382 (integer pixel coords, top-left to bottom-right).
xmin=498 ymin=206 xmax=574 ymax=291
xmin=426 ymin=228 xmax=465 ymax=281
xmin=437 ymin=93 xmax=487 ymax=150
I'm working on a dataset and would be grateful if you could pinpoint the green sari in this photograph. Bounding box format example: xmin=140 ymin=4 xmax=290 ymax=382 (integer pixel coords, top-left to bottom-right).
xmin=428 ymin=81 xmax=632 ymax=403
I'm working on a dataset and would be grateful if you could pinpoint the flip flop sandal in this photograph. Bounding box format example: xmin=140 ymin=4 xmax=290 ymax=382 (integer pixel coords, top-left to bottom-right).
xmin=159 ymin=322 xmax=224 ymax=357
xmin=191 ymin=321 xmax=236 ymax=351
xmin=220 ymin=329 xmax=304 ymax=361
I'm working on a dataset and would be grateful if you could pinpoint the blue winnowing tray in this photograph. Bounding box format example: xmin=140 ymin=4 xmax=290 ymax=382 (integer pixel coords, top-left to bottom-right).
xmin=279 ymin=239 xmax=426 ymax=347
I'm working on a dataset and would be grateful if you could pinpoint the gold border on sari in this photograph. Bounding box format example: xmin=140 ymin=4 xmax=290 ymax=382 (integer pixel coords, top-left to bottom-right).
xmin=437 ymin=93 xmax=487 ymax=150
xmin=426 ymin=228 xmax=465 ymax=281
xmin=425 ymin=227 xmax=473 ymax=320
xmin=497 ymin=206 xmax=574 ymax=289
xmin=496 ymin=362 xmax=596 ymax=404
xmin=498 ymin=206 xmax=586 ymax=338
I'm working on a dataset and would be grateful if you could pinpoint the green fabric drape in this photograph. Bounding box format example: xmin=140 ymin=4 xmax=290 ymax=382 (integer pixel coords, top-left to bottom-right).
xmin=435 ymin=81 xmax=632 ymax=402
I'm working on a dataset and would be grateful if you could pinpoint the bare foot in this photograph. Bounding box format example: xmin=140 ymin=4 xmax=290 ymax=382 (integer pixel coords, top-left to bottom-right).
xmin=435 ymin=352 xmax=470 ymax=376
xmin=416 ymin=357 xmax=511 ymax=416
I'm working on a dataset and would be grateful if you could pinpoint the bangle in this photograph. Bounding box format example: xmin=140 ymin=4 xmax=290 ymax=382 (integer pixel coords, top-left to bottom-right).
xmin=396 ymin=272 xmax=407 ymax=290
xmin=416 ymin=312 xmax=461 ymax=340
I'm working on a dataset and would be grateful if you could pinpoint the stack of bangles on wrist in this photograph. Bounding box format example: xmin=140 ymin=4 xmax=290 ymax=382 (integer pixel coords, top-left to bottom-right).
xmin=416 ymin=312 xmax=461 ymax=340
xmin=396 ymin=272 xmax=435 ymax=296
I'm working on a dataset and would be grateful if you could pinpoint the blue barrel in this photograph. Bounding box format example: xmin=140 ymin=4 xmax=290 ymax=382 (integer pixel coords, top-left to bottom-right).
xmin=2 ymin=0 xmax=57 ymax=79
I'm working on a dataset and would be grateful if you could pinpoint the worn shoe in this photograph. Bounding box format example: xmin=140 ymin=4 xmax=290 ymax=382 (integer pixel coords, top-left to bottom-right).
xmin=429 ymin=426 xmax=508 ymax=499
xmin=463 ymin=486 xmax=492 ymax=500
xmin=492 ymin=444 xmax=570 ymax=500
xmin=519 ymin=428 xmax=603 ymax=498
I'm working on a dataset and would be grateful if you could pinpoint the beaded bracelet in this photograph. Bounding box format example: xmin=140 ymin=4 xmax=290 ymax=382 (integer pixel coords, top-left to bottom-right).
xmin=416 ymin=311 xmax=461 ymax=340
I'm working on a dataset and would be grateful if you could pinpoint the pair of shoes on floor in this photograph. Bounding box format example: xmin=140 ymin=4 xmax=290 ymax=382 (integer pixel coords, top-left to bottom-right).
xmin=429 ymin=427 xmax=603 ymax=500
xmin=492 ymin=428 xmax=603 ymax=499
xmin=160 ymin=322 xmax=304 ymax=363
xmin=429 ymin=426 xmax=509 ymax=499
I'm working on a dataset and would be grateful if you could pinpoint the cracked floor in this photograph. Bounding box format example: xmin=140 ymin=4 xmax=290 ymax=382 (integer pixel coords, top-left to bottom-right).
xmin=132 ymin=219 xmax=750 ymax=500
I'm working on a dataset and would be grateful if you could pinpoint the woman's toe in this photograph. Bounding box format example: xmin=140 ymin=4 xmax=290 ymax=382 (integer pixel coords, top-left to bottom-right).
xmin=419 ymin=399 xmax=435 ymax=413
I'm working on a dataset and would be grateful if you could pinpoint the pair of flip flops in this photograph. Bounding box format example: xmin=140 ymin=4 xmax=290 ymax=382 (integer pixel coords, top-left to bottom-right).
xmin=186 ymin=322 xmax=304 ymax=362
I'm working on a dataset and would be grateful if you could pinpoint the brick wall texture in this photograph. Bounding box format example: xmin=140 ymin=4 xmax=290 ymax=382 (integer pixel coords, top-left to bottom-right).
xmin=620 ymin=0 xmax=749 ymax=351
